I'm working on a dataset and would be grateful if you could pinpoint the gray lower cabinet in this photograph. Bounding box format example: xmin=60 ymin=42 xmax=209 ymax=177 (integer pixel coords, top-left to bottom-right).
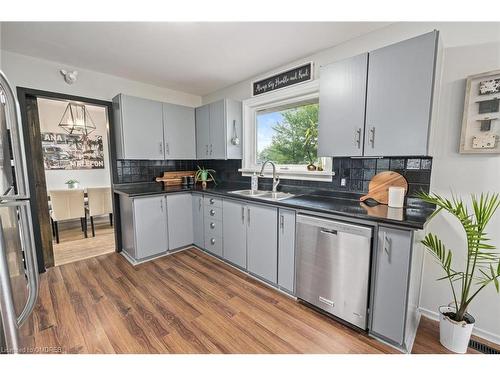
xmin=364 ymin=31 xmax=438 ymax=156
xmin=192 ymin=193 xmax=204 ymax=248
xmin=166 ymin=193 xmax=193 ymax=250
xmin=163 ymin=103 xmax=196 ymax=159
xmin=246 ymin=203 xmax=278 ymax=284
xmin=222 ymin=199 xmax=247 ymax=268
xmin=370 ymin=226 xmax=412 ymax=346
xmin=119 ymin=195 xmax=168 ymax=261
xmin=318 ymin=53 xmax=368 ymax=157
xmin=278 ymin=209 xmax=296 ymax=293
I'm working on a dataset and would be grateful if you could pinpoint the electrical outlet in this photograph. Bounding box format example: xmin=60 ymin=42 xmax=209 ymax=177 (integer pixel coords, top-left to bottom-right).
xmin=341 ymin=178 xmax=347 ymax=187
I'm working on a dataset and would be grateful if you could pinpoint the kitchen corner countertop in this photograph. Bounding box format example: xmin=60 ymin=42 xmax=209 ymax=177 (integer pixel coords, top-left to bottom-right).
xmin=113 ymin=182 xmax=435 ymax=230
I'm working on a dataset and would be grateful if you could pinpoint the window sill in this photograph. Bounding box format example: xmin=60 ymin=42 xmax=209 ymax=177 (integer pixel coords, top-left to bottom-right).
xmin=239 ymin=168 xmax=334 ymax=182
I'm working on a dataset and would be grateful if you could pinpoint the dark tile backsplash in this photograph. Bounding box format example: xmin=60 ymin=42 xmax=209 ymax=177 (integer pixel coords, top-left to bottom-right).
xmin=115 ymin=157 xmax=432 ymax=197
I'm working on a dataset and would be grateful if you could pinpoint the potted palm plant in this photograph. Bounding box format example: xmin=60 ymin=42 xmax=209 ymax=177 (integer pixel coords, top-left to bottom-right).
xmin=65 ymin=179 xmax=80 ymax=189
xmin=417 ymin=191 xmax=500 ymax=353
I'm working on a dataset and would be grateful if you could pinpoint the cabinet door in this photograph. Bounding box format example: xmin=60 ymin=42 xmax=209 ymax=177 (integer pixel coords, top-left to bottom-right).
xmin=222 ymin=200 xmax=247 ymax=269
xmin=209 ymin=100 xmax=226 ymax=159
xmin=364 ymin=31 xmax=437 ymax=156
xmin=278 ymin=209 xmax=296 ymax=293
xmin=371 ymin=226 xmax=412 ymax=346
xmin=166 ymin=193 xmax=193 ymax=250
xmin=133 ymin=196 xmax=168 ymax=259
xmin=247 ymin=203 xmax=278 ymax=283
xmin=192 ymin=194 xmax=204 ymax=248
xmin=163 ymin=103 xmax=196 ymax=159
xmin=120 ymin=95 xmax=164 ymax=159
xmin=318 ymin=53 xmax=368 ymax=157
xmin=195 ymin=105 xmax=210 ymax=159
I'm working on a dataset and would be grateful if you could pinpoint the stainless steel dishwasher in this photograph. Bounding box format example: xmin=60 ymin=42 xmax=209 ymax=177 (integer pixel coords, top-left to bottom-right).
xmin=295 ymin=214 xmax=372 ymax=329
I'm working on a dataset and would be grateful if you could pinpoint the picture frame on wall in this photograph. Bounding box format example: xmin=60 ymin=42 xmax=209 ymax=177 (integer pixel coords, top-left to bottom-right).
xmin=460 ymin=69 xmax=500 ymax=154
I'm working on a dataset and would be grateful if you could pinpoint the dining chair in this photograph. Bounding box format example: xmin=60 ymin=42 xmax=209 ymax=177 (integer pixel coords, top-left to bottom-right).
xmin=49 ymin=189 xmax=87 ymax=243
xmin=86 ymin=187 xmax=113 ymax=237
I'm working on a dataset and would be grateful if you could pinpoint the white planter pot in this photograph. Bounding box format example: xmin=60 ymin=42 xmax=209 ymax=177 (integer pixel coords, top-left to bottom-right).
xmin=439 ymin=305 xmax=475 ymax=354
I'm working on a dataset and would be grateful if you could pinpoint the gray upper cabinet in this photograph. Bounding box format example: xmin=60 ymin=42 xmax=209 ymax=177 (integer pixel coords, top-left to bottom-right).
xmin=318 ymin=31 xmax=438 ymax=157
xmin=113 ymin=94 xmax=164 ymax=160
xmin=370 ymin=226 xmax=412 ymax=346
xmin=163 ymin=103 xmax=196 ymax=159
xmin=247 ymin=203 xmax=278 ymax=284
xmin=195 ymin=105 xmax=210 ymax=159
xmin=278 ymin=209 xmax=296 ymax=293
xmin=195 ymin=99 xmax=242 ymax=160
xmin=133 ymin=195 xmax=168 ymax=260
xmin=167 ymin=193 xmax=193 ymax=250
xmin=318 ymin=53 xmax=368 ymax=157
xmin=222 ymin=199 xmax=247 ymax=268
xmin=192 ymin=193 xmax=204 ymax=248
xmin=364 ymin=31 xmax=438 ymax=156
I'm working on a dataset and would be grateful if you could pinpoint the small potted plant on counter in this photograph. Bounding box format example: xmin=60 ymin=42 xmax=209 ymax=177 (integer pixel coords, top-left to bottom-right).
xmin=65 ymin=179 xmax=80 ymax=189
xmin=195 ymin=166 xmax=216 ymax=189
xmin=417 ymin=191 xmax=500 ymax=353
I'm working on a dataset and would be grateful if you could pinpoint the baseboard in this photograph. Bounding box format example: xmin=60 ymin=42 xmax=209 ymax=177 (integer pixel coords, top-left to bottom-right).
xmin=419 ymin=307 xmax=500 ymax=345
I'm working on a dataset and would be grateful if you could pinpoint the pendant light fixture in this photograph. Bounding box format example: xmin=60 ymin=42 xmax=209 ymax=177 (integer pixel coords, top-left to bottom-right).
xmin=58 ymin=102 xmax=96 ymax=135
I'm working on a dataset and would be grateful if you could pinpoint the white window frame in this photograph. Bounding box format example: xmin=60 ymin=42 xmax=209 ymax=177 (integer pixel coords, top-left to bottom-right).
xmin=240 ymin=80 xmax=333 ymax=182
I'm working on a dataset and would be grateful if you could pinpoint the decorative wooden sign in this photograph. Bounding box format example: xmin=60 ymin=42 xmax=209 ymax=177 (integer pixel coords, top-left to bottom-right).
xmin=252 ymin=63 xmax=313 ymax=96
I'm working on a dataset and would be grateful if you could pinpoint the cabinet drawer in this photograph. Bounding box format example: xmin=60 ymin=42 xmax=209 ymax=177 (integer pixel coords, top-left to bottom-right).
xmin=204 ymin=195 xmax=222 ymax=208
xmin=204 ymin=218 xmax=222 ymax=238
xmin=204 ymin=234 xmax=223 ymax=257
xmin=204 ymin=205 xmax=222 ymax=220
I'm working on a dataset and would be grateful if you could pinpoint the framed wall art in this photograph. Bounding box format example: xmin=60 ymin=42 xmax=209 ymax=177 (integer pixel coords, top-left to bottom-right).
xmin=460 ymin=69 xmax=500 ymax=154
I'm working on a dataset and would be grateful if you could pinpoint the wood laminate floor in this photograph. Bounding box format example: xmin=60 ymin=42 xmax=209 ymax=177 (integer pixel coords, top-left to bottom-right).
xmin=23 ymin=247 xmax=483 ymax=354
xmin=52 ymin=217 xmax=115 ymax=266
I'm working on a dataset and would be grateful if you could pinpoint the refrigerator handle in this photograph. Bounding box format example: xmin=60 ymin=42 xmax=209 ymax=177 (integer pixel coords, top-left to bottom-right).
xmin=16 ymin=204 xmax=39 ymax=327
xmin=0 ymin=70 xmax=29 ymax=198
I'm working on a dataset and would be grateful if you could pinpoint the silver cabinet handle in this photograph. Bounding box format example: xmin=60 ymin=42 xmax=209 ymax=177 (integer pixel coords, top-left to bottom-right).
xmin=159 ymin=142 xmax=163 ymax=155
xmin=160 ymin=198 xmax=164 ymax=212
xmin=355 ymin=128 xmax=362 ymax=149
xmin=209 ymin=198 xmax=215 ymax=204
xmin=165 ymin=142 xmax=170 ymax=155
xmin=369 ymin=126 xmax=376 ymax=148
xmin=321 ymin=228 xmax=338 ymax=235
xmin=209 ymin=209 xmax=215 ymax=216
xmin=209 ymin=144 xmax=213 ymax=156
xmin=210 ymin=238 xmax=216 ymax=245
xmin=210 ymin=222 xmax=216 ymax=229
xmin=280 ymin=215 xmax=284 ymax=231
xmin=247 ymin=207 xmax=250 ymax=226
xmin=384 ymin=233 xmax=392 ymax=260
xmin=198 ymin=197 xmax=202 ymax=211
xmin=241 ymin=206 xmax=245 ymax=223
xmin=205 ymin=144 xmax=209 ymax=155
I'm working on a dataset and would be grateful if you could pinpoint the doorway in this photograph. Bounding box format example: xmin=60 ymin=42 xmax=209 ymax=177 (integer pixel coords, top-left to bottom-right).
xmin=16 ymin=88 xmax=118 ymax=270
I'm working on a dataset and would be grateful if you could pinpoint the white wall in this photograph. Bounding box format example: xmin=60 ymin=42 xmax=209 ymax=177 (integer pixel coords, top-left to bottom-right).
xmin=0 ymin=50 xmax=201 ymax=107
xmin=202 ymin=22 xmax=500 ymax=343
xmin=420 ymin=41 xmax=500 ymax=344
xmin=38 ymin=98 xmax=111 ymax=190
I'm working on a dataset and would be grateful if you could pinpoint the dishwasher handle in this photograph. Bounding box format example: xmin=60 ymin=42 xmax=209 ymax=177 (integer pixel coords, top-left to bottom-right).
xmin=297 ymin=214 xmax=372 ymax=238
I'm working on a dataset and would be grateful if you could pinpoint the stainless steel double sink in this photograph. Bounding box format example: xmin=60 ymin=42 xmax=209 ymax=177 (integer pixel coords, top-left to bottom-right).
xmin=229 ymin=189 xmax=295 ymax=201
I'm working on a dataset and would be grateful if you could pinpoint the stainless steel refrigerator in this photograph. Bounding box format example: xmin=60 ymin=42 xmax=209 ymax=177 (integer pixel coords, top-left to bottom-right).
xmin=0 ymin=70 xmax=39 ymax=354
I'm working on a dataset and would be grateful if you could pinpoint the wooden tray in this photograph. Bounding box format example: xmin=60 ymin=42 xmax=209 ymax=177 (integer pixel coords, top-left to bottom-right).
xmin=156 ymin=171 xmax=195 ymax=186
xmin=360 ymin=171 xmax=408 ymax=205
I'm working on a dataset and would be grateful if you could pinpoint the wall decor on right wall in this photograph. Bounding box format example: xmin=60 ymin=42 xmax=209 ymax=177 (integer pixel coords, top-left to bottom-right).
xmin=460 ymin=69 xmax=500 ymax=154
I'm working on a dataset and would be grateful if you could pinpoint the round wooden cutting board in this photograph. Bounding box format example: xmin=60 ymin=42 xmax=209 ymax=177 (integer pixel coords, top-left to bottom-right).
xmin=359 ymin=171 xmax=408 ymax=205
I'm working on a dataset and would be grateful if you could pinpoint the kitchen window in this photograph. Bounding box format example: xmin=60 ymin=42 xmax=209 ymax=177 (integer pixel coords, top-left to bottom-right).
xmin=240 ymin=80 xmax=332 ymax=181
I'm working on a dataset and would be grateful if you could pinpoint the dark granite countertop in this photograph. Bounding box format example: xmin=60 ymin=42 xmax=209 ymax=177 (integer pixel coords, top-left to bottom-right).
xmin=113 ymin=182 xmax=435 ymax=230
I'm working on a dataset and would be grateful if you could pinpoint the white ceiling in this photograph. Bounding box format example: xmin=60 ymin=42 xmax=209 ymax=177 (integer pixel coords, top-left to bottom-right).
xmin=1 ymin=22 xmax=390 ymax=96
